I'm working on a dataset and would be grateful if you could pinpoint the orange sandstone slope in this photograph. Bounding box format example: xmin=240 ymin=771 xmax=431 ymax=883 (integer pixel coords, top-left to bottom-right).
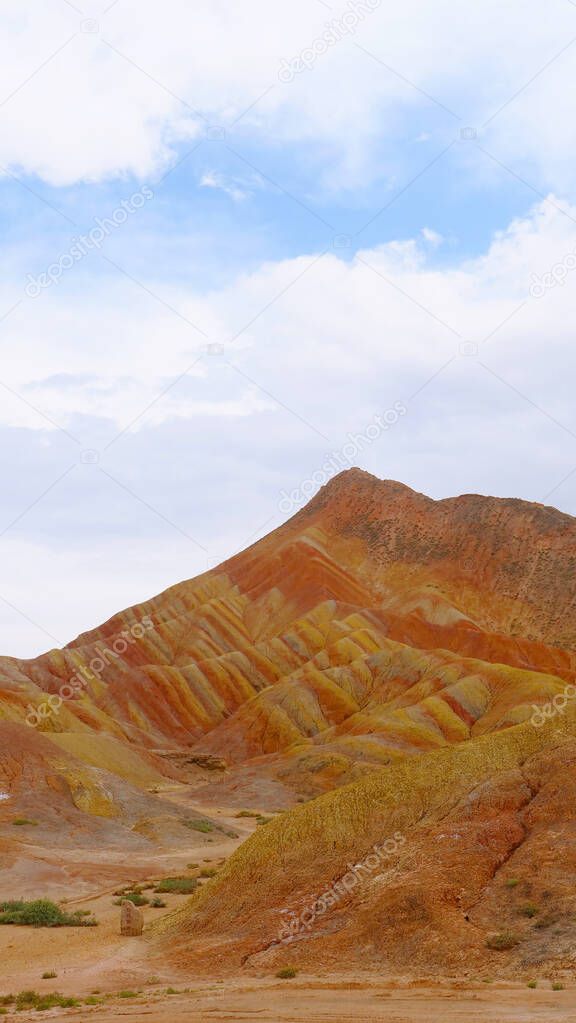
xmin=155 ymin=712 xmax=576 ymax=978
xmin=1 ymin=470 xmax=575 ymax=824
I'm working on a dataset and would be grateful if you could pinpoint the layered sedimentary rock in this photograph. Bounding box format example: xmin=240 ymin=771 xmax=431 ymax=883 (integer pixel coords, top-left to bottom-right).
xmin=1 ymin=469 xmax=575 ymax=973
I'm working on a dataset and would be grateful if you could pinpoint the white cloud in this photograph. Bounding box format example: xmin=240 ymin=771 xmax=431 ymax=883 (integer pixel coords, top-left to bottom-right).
xmin=0 ymin=1 xmax=575 ymax=190
xmin=200 ymin=171 xmax=250 ymax=202
xmin=0 ymin=194 xmax=574 ymax=441
xmin=421 ymin=227 xmax=443 ymax=247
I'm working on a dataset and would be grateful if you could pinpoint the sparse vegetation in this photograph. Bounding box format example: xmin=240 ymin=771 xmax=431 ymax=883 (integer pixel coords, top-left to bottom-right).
xmin=505 ymin=878 xmax=520 ymax=888
xmin=552 ymin=982 xmax=564 ymax=991
xmin=527 ymin=980 xmax=537 ymax=988
xmin=183 ymin=819 xmax=213 ymax=833
xmin=12 ymin=990 xmax=80 ymax=1011
xmin=151 ymin=897 xmax=167 ymax=908
xmin=113 ymin=892 xmax=149 ymax=907
xmin=235 ymin=810 xmax=260 ymax=818
xmin=11 ymin=818 xmax=37 ymax=827
xmin=276 ymin=967 xmax=298 ymax=979
xmin=154 ymin=877 xmax=199 ymax=894
xmin=0 ymin=900 xmax=97 ymax=927
xmin=486 ymin=931 xmax=520 ymax=950
xmin=519 ymin=903 xmax=539 ymax=918
xmin=199 ymin=868 xmax=217 ymax=879
xmin=41 ymin=971 xmax=57 ymax=979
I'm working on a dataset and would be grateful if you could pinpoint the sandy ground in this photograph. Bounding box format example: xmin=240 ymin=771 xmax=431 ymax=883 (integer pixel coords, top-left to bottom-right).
xmin=1 ymin=798 xmax=574 ymax=1022
xmin=0 ymin=802 xmax=253 ymax=996
xmin=5 ymin=978 xmax=576 ymax=1022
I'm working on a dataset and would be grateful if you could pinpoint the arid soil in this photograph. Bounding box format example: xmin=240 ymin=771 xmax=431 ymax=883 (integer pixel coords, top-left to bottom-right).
xmin=0 ymin=789 xmax=573 ymax=1022
xmin=1 ymin=809 xmax=573 ymax=1023
xmin=7 ymin=979 xmax=576 ymax=1023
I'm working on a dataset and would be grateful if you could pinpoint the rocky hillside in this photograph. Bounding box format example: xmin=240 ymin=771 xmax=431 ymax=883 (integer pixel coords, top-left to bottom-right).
xmin=1 ymin=469 xmax=575 ymax=970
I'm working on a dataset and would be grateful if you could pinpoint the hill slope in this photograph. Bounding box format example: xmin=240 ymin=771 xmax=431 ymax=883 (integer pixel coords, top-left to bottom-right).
xmin=1 ymin=469 xmax=575 ymax=956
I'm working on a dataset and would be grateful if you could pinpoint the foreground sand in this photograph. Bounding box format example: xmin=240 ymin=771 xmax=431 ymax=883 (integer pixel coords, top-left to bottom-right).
xmin=5 ymin=978 xmax=575 ymax=1022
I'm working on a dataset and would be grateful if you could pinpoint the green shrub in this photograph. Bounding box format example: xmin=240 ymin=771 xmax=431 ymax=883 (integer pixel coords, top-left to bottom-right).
xmin=14 ymin=990 xmax=80 ymax=1011
xmin=0 ymin=900 xmax=97 ymax=928
xmin=276 ymin=967 xmax=297 ymax=979
xmin=118 ymin=990 xmax=139 ymax=999
xmin=41 ymin=971 xmax=57 ymax=980
xmin=552 ymin=982 xmax=564 ymax=991
xmin=154 ymin=877 xmax=199 ymax=894
xmin=199 ymin=868 xmax=217 ymax=879
xmin=151 ymin=897 xmax=166 ymax=908
xmin=113 ymin=893 xmax=149 ymax=907
xmin=11 ymin=818 xmax=37 ymax=827
xmin=235 ymin=810 xmax=260 ymax=818
xmin=486 ymin=931 xmax=520 ymax=950
xmin=519 ymin=903 xmax=539 ymax=918
xmin=505 ymin=878 xmax=520 ymax=888
xmin=183 ymin=819 xmax=213 ymax=833
xmin=527 ymin=980 xmax=537 ymax=988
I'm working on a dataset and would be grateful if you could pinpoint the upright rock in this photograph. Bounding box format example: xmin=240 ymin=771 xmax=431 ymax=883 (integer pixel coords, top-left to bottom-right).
xmin=120 ymin=899 xmax=144 ymax=936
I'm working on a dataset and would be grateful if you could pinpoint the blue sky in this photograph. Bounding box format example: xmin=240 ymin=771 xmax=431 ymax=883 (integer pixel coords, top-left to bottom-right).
xmin=2 ymin=0 xmax=576 ymax=655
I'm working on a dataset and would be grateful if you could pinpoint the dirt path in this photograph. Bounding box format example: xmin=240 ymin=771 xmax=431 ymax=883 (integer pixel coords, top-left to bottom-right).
xmin=0 ymin=802 xmax=258 ymax=997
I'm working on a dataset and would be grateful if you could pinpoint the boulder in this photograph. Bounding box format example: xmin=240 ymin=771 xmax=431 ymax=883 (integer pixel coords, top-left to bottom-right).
xmin=120 ymin=899 xmax=144 ymax=936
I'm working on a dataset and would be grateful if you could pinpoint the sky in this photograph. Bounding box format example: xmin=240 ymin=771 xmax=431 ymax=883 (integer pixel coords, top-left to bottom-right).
xmin=2 ymin=0 xmax=576 ymax=656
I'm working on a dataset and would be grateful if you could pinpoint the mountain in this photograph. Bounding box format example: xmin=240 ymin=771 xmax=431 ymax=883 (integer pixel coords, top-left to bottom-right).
xmin=1 ymin=469 xmax=576 ymax=975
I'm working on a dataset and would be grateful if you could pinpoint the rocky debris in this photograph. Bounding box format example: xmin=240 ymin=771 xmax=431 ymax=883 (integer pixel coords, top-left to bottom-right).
xmin=155 ymin=751 xmax=227 ymax=772
xmin=120 ymin=899 xmax=143 ymax=936
xmin=183 ymin=753 xmax=227 ymax=771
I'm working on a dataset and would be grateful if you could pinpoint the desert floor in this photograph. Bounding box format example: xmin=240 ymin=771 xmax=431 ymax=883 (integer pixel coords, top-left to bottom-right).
xmin=1 ymin=796 xmax=573 ymax=1022
xmin=2 ymin=976 xmax=574 ymax=1022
